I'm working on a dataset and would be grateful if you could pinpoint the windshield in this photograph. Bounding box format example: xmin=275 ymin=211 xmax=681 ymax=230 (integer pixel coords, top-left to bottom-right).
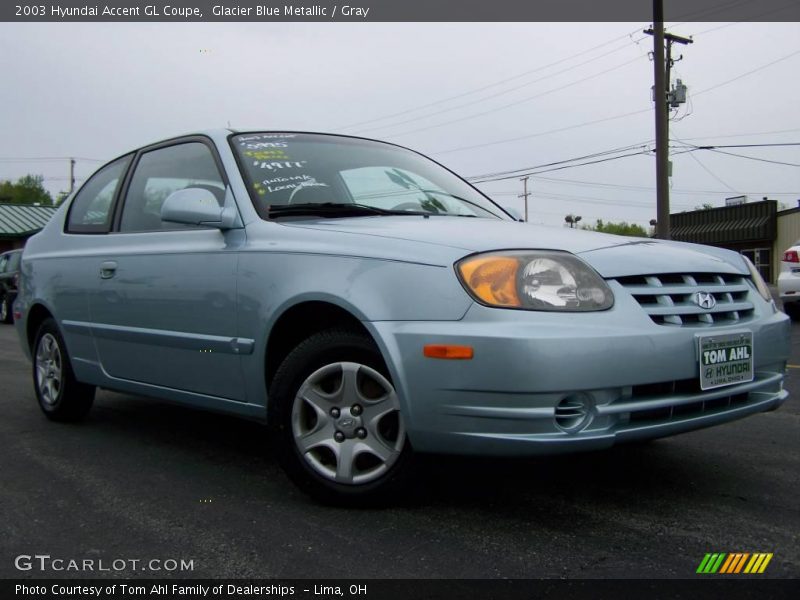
xmin=231 ymin=133 xmax=507 ymax=219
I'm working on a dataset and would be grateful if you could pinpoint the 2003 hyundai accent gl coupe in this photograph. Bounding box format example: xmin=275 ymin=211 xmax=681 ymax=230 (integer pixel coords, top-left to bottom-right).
xmin=15 ymin=130 xmax=790 ymax=504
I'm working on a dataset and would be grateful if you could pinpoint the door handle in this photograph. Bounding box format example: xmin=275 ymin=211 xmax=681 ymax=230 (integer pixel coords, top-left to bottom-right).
xmin=100 ymin=261 xmax=118 ymax=279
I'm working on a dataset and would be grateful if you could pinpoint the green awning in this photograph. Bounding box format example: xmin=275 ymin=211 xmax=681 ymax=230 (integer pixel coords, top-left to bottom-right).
xmin=0 ymin=203 xmax=57 ymax=237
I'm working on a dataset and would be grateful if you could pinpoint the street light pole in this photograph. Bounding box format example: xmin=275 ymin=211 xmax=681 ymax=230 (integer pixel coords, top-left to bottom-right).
xmin=519 ymin=176 xmax=530 ymax=222
xmin=651 ymin=1 xmax=670 ymax=239
xmin=646 ymin=0 xmax=693 ymax=240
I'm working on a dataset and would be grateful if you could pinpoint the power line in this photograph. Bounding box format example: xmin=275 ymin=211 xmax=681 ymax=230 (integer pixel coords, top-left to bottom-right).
xmin=487 ymin=202 xmax=641 ymax=224
xmin=375 ymin=55 xmax=647 ymax=139
xmin=676 ymin=127 xmax=800 ymax=141
xmin=690 ymin=142 xmax=800 ymax=149
xmin=467 ymin=139 xmax=800 ymax=183
xmin=349 ymin=40 xmax=648 ymax=135
xmin=426 ymin=42 xmax=799 ymax=160
xmin=484 ymin=188 xmax=697 ymax=210
xmin=0 ymin=156 xmax=104 ymax=162
xmin=432 ymin=107 xmax=652 ymax=155
xmin=693 ymin=48 xmax=800 ymax=97
xmin=672 ymin=141 xmax=800 ymax=167
xmin=526 ymin=174 xmax=798 ymax=196
xmin=470 ymin=150 xmax=652 ymax=183
xmin=702 ymin=148 xmax=800 ymax=168
xmin=670 ymin=0 xmax=752 ymax=22
xmin=682 ymin=147 xmax=739 ymax=192
xmin=685 ymin=22 xmax=739 ymax=37
xmin=466 ymin=137 xmax=800 ymax=185
xmin=682 ymin=0 xmax=800 ymax=34
xmin=336 ymin=27 xmax=643 ymax=131
xmin=669 ymin=136 xmax=735 ymax=192
xmin=428 ymin=48 xmax=798 ymax=161
xmin=466 ymin=141 xmax=654 ymax=181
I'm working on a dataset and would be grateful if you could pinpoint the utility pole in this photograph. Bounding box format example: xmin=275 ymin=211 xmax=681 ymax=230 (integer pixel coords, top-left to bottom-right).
xmin=645 ymin=0 xmax=692 ymax=239
xmin=519 ymin=176 xmax=530 ymax=222
xmin=68 ymin=158 xmax=76 ymax=195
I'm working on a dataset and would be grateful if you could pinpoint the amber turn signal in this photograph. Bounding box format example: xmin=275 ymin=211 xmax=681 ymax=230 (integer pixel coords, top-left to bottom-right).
xmin=423 ymin=345 xmax=474 ymax=360
xmin=457 ymin=255 xmax=521 ymax=307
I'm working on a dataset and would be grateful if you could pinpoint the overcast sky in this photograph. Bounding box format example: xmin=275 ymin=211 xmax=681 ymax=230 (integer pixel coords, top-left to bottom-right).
xmin=0 ymin=21 xmax=798 ymax=228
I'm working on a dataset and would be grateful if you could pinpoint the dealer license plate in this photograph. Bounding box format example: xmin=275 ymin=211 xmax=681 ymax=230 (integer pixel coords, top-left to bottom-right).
xmin=698 ymin=332 xmax=754 ymax=391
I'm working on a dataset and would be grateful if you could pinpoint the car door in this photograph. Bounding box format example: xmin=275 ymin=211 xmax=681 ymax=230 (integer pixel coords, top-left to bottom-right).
xmin=45 ymin=155 xmax=133 ymax=375
xmin=88 ymin=138 xmax=247 ymax=401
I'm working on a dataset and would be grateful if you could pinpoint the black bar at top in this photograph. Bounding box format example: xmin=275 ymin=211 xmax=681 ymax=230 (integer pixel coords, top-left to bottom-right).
xmin=2 ymin=0 xmax=800 ymax=23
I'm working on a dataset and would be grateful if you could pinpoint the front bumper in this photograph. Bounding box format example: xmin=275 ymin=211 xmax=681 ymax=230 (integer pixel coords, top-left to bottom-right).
xmin=366 ymin=289 xmax=790 ymax=456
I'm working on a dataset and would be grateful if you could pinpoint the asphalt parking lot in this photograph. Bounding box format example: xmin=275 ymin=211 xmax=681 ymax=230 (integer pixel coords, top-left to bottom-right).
xmin=0 ymin=317 xmax=798 ymax=580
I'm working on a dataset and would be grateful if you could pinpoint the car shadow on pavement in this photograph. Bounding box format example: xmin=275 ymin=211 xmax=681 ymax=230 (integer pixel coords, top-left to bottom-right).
xmin=86 ymin=391 xmax=749 ymax=515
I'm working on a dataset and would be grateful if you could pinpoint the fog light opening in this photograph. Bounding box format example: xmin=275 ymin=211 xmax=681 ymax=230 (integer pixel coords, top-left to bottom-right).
xmin=554 ymin=393 xmax=595 ymax=433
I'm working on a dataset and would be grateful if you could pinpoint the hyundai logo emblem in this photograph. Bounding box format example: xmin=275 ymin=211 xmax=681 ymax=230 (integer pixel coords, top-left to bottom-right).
xmin=694 ymin=291 xmax=716 ymax=310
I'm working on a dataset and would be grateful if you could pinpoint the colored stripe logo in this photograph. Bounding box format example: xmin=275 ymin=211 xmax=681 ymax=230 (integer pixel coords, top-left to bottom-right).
xmin=697 ymin=553 xmax=773 ymax=574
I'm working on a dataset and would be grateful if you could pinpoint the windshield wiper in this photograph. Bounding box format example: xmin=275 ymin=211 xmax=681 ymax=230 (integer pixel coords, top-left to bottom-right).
xmin=267 ymin=202 xmax=418 ymax=219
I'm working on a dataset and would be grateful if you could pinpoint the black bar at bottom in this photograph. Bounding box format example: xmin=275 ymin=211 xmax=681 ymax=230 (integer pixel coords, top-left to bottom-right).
xmin=3 ymin=579 xmax=798 ymax=600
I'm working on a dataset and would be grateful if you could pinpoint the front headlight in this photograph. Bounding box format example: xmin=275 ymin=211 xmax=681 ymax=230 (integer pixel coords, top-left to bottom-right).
xmin=456 ymin=250 xmax=614 ymax=311
xmin=742 ymin=255 xmax=772 ymax=302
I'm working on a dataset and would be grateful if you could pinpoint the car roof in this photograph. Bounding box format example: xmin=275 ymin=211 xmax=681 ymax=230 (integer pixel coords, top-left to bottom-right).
xmin=96 ymin=129 xmax=421 ymax=173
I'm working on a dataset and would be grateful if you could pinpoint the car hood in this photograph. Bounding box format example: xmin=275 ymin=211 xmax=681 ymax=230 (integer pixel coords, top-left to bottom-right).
xmin=282 ymin=216 xmax=749 ymax=278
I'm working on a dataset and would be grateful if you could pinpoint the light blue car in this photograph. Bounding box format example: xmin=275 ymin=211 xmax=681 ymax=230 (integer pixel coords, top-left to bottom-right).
xmin=15 ymin=130 xmax=790 ymax=504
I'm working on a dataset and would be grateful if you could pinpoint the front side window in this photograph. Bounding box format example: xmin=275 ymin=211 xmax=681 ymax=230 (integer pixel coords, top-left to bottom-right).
xmin=66 ymin=155 xmax=131 ymax=233
xmin=231 ymin=133 xmax=507 ymax=219
xmin=120 ymin=142 xmax=225 ymax=233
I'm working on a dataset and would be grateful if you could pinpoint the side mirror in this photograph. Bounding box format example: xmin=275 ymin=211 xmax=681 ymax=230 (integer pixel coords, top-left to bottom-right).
xmin=161 ymin=188 xmax=241 ymax=229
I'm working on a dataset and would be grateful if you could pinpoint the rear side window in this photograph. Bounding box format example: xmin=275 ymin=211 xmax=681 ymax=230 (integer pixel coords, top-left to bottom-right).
xmin=66 ymin=155 xmax=131 ymax=233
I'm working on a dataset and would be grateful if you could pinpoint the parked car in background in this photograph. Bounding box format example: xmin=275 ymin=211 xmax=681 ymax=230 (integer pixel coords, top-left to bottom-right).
xmin=0 ymin=248 xmax=22 ymax=323
xmin=13 ymin=130 xmax=792 ymax=504
xmin=778 ymin=243 xmax=800 ymax=318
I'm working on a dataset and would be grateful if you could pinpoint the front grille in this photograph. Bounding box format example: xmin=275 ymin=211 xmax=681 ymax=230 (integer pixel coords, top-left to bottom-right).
xmin=631 ymin=378 xmax=702 ymax=397
xmin=596 ymin=371 xmax=785 ymax=429
xmin=615 ymin=272 xmax=755 ymax=326
xmin=626 ymin=377 xmax=750 ymax=423
xmin=628 ymin=393 xmax=750 ymax=424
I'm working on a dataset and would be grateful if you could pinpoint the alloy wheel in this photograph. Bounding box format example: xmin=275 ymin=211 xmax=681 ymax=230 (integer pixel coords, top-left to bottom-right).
xmin=291 ymin=362 xmax=405 ymax=485
xmin=35 ymin=333 xmax=63 ymax=406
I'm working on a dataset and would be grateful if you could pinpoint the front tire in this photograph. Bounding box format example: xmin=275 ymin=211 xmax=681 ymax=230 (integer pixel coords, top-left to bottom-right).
xmin=269 ymin=329 xmax=413 ymax=505
xmin=33 ymin=318 xmax=95 ymax=421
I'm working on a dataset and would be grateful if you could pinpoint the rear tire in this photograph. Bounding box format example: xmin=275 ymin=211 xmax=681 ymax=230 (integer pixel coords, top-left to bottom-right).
xmin=0 ymin=296 xmax=11 ymax=324
xmin=269 ymin=329 xmax=413 ymax=506
xmin=33 ymin=318 xmax=95 ymax=422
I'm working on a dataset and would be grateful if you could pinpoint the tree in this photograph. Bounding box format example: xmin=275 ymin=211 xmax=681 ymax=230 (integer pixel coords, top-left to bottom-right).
xmin=0 ymin=174 xmax=54 ymax=206
xmin=694 ymin=203 xmax=714 ymax=210
xmin=582 ymin=219 xmax=649 ymax=237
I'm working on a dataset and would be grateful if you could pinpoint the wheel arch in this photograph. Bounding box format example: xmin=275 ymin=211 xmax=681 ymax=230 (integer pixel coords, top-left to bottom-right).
xmin=26 ymin=303 xmax=55 ymax=354
xmin=264 ymin=300 xmax=379 ymax=395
